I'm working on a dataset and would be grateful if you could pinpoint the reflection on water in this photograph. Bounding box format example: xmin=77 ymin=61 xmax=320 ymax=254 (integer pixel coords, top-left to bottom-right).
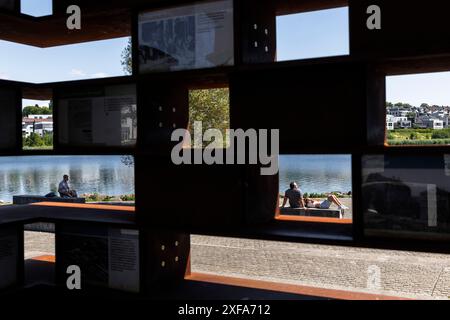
xmin=279 ymin=155 xmax=352 ymax=194
xmin=0 ymin=156 xmax=134 ymax=202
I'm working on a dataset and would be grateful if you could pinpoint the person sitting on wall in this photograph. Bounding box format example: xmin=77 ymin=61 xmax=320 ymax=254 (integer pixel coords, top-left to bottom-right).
xmin=58 ymin=175 xmax=78 ymax=198
xmin=282 ymin=182 xmax=305 ymax=209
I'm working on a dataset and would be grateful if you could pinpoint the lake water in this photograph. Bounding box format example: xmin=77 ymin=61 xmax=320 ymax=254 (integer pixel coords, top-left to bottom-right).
xmin=0 ymin=156 xmax=135 ymax=202
xmin=0 ymin=155 xmax=351 ymax=202
xmin=279 ymin=155 xmax=352 ymax=194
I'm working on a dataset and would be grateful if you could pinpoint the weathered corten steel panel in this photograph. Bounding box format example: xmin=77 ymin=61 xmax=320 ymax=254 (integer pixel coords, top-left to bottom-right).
xmin=135 ymin=156 xmax=246 ymax=231
xmin=230 ymin=61 xmax=368 ymax=154
xmin=137 ymin=80 xmax=189 ymax=155
xmin=350 ymin=0 xmax=450 ymax=59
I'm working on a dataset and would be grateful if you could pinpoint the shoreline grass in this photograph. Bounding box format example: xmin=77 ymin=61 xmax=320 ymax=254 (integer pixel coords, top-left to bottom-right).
xmin=82 ymin=193 xmax=135 ymax=203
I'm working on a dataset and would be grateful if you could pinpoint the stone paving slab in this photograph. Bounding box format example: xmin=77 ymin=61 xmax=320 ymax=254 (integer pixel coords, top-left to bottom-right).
xmin=24 ymin=231 xmax=55 ymax=259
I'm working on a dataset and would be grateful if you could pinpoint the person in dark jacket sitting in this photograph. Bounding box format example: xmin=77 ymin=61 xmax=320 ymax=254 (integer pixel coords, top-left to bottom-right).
xmin=281 ymin=182 xmax=305 ymax=209
xmin=58 ymin=175 xmax=77 ymax=198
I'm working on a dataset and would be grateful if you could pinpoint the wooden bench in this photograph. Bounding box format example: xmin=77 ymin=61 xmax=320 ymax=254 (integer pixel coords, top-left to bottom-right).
xmin=13 ymin=195 xmax=86 ymax=205
xmin=279 ymin=207 xmax=341 ymax=219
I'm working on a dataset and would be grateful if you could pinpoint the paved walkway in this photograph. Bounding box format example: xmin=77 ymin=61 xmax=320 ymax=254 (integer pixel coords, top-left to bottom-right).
xmin=24 ymin=231 xmax=55 ymax=260
xmin=24 ymin=231 xmax=450 ymax=299
xmin=191 ymin=235 xmax=450 ymax=300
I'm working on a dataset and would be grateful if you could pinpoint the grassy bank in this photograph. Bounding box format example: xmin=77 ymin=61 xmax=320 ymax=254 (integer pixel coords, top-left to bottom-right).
xmin=22 ymin=146 xmax=53 ymax=150
xmin=388 ymin=139 xmax=450 ymax=145
xmin=82 ymin=193 xmax=135 ymax=203
xmin=387 ymin=128 xmax=450 ymax=145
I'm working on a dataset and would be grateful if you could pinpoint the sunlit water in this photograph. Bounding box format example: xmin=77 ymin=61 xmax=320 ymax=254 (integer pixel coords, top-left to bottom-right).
xmin=0 ymin=155 xmax=351 ymax=202
xmin=0 ymin=156 xmax=134 ymax=202
xmin=279 ymin=155 xmax=352 ymax=194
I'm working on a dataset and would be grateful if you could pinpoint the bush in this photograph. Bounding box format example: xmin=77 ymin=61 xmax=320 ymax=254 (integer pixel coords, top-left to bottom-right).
xmin=432 ymin=131 xmax=450 ymax=139
xmin=388 ymin=139 xmax=450 ymax=145
xmin=24 ymin=133 xmax=44 ymax=147
xmin=120 ymin=194 xmax=135 ymax=201
xmin=86 ymin=193 xmax=100 ymax=202
xmin=23 ymin=132 xmax=53 ymax=148
xmin=103 ymin=196 xmax=115 ymax=202
xmin=42 ymin=133 xmax=53 ymax=146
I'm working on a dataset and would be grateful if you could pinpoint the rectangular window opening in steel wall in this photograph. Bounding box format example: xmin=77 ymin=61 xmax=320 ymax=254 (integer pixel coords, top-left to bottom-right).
xmin=278 ymin=155 xmax=353 ymax=222
xmin=22 ymin=98 xmax=53 ymax=151
xmin=21 ymin=0 xmax=53 ymax=17
xmin=0 ymin=155 xmax=135 ymax=205
xmin=24 ymin=223 xmax=56 ymax=287
xmin=0 ymin=37 xmax=131 ymax=83
xmin=386 ymin=71 xmax=450 ymax=147
xmin=276 ymin=6 xmax=349 ymax=62
xmin=188 ymin=86 xmax=230 ymax=149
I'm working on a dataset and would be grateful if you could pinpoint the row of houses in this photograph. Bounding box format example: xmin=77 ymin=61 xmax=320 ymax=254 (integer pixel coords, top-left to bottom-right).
xmin=22 ymin=114 xmax=53 ymax=137
xmin=386 ymin=105 xmax=450 ymax=130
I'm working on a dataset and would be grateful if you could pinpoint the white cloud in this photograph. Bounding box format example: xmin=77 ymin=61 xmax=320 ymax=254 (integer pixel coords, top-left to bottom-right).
xmin=90 ymin=72 xmax=109 ymax=78
xmin=69 ymin=69 xmax=109 ymax=79
xmin=70 ymin=68 xmax=87 ymax=76
xmin=0 ymin=72 xmax=10 ymax=80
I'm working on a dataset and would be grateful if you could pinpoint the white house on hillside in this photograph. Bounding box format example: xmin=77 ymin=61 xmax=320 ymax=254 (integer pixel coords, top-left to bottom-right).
xmin=425 ymin=118 xmax=444 ymax=130
xmin=22 ymin=115 xmax=53 ymax=137
xmin=386 ymin=115 xmax=412 ymax=130
xmin=28 ymin=114 xmax=52 ymax=120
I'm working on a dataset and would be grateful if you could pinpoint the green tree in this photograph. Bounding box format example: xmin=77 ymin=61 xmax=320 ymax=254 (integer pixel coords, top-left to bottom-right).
xmin=189 ymin=88 xmax=230 ymax=147
xmin=24 ymin=133 xmax=44 ymax=147
xmin=121 ymin=155 xmax=134 ymax=167
xmin=406 ymin=112 xmax=416 ymax=119
xmin=121 ymin=38 xmax=132 ymax=75
xmin=22 ymin=105 xmax=52 ymax=117
xmin=42 ymin=133 xmax=53 ymax=146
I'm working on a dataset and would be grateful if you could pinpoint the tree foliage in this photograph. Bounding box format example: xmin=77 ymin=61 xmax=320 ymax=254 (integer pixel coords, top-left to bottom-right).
xmin=432 ymin=130 xmax=450 ymax=139
xmin=22 ymin=105 xmax=52 ymax=117
xmin=23 ymin=133 xmax=53 ymax=148
xmin=189 ymin=88 xmax=230 ymax=146
xmin=121 ymin=155 xmax=134 ymax=167
xmin=121 ymin=38 xmax=133 ymax=75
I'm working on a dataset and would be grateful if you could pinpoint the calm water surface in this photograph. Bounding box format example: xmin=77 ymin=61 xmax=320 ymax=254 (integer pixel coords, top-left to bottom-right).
xmin=0 ymin=155 xmax=350 ymax=201
xmin=279 ymin=155 xmax=352 ymax=194
xmin=0 ymin=156 xmax=134 ymax=202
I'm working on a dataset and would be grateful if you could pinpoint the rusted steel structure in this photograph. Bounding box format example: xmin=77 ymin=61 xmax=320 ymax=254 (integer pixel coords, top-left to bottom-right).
xmin=0 ymin=0 xmax=449 ymax=299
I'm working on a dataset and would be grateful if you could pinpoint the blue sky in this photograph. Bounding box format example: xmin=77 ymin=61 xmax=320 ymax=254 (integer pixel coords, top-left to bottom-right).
xmin=276 ymin=7 xmax=349 ymax=61
xmin=1 ymin=4 xmax=448 ymax=108
xmin=0 ymin=37 xmax=130 ymax=107
xmin=386 ymin=72 xmax=450 ymax=107
xmin=0 ymin=37 xmax=129 ymax=84
xmin=21 ymin=0 xmax=53 ymax=17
